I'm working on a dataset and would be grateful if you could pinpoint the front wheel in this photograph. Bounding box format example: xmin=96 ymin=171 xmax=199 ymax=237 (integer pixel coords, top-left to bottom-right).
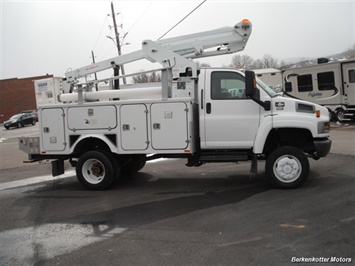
xmin=76 ymin=150 xmax=118 ymax=190
xmin=265 ymin=146 xmax=309 ymax=188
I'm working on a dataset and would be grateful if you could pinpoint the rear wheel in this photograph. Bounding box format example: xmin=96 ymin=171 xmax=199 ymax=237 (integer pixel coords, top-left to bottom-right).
xmin=266 ymin=146 xmax=309 ymax=188
xmin=31 ymin=119 xmax=36 ymax=125
xmin=335 ymin=108 xmax=345 ymax=122
xmin=76 ymin=150 xmax=118 ymax=190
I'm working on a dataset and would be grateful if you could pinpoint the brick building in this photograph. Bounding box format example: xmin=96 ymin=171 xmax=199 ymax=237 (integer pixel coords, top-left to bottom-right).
xmin=0 ymin=74 xmax=53 ymax=123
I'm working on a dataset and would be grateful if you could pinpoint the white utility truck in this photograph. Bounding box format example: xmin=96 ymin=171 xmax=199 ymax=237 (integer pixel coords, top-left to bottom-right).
xmin=19 ymin=19 xmax=331 ymax=190
xmin=283 ymin=58 xmax=355 ymax=121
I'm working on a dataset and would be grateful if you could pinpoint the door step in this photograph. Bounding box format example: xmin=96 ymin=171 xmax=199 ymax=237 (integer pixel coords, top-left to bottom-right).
xmin=199 ymin=150 xmax=250 ymax=162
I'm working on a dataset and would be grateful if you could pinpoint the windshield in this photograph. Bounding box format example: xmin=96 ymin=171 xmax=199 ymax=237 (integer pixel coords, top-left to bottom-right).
xmin=256 ymin=77 xmax=277 ymax=97
xmin=10 ymin=114 xmax=22 ymax=120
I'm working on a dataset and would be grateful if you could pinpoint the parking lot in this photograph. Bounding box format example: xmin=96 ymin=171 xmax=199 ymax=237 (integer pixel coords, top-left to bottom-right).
xmin=0 ymin=123 xmax=354 ymax=265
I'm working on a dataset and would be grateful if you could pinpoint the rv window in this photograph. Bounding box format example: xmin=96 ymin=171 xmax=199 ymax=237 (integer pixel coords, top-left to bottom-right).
xmin=349 ymin=70 xmax=355 ymax=83
xmin=317 ymin=72 xmax=335 ymax=91
xmin=297 ymin=74 xmax=312 ymax=92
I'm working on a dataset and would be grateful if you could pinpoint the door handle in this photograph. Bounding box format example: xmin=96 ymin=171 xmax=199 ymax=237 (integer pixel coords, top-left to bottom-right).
xmin=206 ymin=103 xmax=211 ymax=114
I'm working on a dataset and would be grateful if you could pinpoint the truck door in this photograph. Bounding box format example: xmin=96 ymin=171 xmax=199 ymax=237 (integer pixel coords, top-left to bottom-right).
xmin=201 ymin=70 xmax=261 ymax=149
xmin=342 ymin=62 xmax=355 ymax=106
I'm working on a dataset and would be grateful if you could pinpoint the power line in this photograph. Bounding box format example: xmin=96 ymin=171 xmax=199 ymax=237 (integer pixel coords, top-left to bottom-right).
xmin=158 ymin=0 xmax=207 ymax=40
xmin=95 ymin=16 xmax=112 ymax=59
xmin=126 ymin=2 xmax=153 ymax=36
xmin=92 ymin=14 xmax=110 ymax=52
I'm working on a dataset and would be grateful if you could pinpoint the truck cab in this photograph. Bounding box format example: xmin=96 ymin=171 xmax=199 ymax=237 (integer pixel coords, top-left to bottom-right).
xmin=192 ymin=68 xmax=331 ymax=187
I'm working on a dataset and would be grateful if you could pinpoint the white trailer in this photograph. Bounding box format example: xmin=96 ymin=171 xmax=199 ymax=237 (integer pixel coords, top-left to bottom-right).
xmin=19 ymin=19 xmax=331 ymax=190
xmin=283 ymin=59 xmax=355 ymax=121
xmin=254 ymin=68 xmax=282 ymax=91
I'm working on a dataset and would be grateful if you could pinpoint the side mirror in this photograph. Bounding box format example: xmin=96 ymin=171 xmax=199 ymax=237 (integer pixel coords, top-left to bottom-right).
xmin=245 ymin=70 xmax=270 ymax=111
xmin=245 ymin=70 xmax=256 ymax=98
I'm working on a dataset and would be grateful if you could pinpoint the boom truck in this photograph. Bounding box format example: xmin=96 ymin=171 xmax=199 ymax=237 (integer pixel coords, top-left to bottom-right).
xmin=19 ymin=19 xmax=332 ymax=189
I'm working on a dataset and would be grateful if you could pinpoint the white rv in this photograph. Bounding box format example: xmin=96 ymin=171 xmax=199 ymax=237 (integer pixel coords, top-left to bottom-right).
xmin=283 ymin=59 xmax=355 ymax=121
xmin=254 ymin=68 xmax=282 ymax=92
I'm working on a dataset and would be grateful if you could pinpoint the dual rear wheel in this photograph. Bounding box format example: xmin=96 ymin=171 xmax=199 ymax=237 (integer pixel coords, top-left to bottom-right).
xmin=76 ymin=151 xmax=145 ymax=190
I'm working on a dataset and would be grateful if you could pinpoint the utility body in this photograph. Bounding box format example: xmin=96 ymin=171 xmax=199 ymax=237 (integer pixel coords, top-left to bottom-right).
xmin=19 ymin=20 xmax=331 ymax=189
xmin=283 ymin=58 xmax=355 ymax=121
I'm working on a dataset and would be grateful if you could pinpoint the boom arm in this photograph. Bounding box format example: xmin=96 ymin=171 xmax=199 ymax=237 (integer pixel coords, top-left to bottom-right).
xmin=64 ymin=19 xmax=252 ymax=87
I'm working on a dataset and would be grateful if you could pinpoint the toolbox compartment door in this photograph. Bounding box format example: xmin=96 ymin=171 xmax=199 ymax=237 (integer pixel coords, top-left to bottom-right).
xmin=120 ymin=104 xmax=149 ymax=150
xmin=151 ymin=102 xmax=188 ymax=150
xmin=41 ymin=108 xmax=66 ymax=151
xmin=67 ymin=106 xmax=117 ymax=130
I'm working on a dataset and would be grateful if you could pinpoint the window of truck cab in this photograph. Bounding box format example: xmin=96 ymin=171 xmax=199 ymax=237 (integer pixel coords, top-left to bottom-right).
xmin=211 ymin=71 xmax=246 ymax=99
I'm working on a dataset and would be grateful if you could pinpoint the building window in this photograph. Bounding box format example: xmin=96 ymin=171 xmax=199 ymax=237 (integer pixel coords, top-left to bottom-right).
xmin=297 ymin=74 xmax=313 ymax=92
xmin=317 ymin=72 xmax=335 ymax=91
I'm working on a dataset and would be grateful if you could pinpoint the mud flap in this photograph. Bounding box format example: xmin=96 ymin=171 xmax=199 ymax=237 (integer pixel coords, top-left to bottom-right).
xmin=250 ymin=153 xmax=258 ymax=181
xmin=52 ymin=159 xmax=64 ymax=177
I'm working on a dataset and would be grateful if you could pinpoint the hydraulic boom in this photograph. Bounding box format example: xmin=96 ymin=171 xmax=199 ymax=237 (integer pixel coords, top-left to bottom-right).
xmin=63 ymin=19 xmax=252 ymax=92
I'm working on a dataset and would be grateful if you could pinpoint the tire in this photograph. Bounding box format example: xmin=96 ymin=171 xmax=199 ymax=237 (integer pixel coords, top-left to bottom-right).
xmin=335 ymin=108 xmax=345 ymax=122
xmin=265 ymin=146 xmax=309 ymax=189
xmin=328 ymin=109 xmax=335 ymax=122
xmin=4 ymin=126 xmax=9 ymax=130
xmin=76 ymin=150 xmax=118 ymax=190
xmin=121 ymin=155 xmax=146 ymax=176
xmin=17 ymin=122 xmax=23 ymax=128
xmin=31 ymin=119 xmax=36 ymax=125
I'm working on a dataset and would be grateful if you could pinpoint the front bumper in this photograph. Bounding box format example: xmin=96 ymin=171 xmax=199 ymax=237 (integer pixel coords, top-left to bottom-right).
xmin=314 ymin=138 xmax=332 ymax=158
xmin=4 ymin=122 xmax=15 ymax=128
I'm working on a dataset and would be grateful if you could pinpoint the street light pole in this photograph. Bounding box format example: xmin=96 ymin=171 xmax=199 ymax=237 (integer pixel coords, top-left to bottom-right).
xmin=111 ymin=1 xmax=127 ymax=84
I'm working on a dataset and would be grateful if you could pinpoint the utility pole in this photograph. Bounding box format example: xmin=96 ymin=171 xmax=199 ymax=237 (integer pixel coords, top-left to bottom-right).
xmin=91 ymin=50 xmax=99 ymax=91
xmin=111 ymin=1 xmax=127 ymax=84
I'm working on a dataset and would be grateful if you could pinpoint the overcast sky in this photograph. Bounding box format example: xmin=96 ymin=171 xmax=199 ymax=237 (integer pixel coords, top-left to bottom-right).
xmin=1 ymin=0 xmax=354 ymax=80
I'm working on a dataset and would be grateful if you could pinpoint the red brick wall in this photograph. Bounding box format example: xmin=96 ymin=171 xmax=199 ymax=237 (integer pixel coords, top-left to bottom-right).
xmin=0 ymin=74 xmax=53 ymax=123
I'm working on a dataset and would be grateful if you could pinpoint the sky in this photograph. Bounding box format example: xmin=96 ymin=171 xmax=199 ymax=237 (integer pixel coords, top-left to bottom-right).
xmin=0 ymin=0 xmax=354 ymax=81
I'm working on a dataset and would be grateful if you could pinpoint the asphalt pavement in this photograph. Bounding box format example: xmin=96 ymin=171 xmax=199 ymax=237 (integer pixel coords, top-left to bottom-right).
xmin=0 ymin=122 xmax=354 ymax=266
